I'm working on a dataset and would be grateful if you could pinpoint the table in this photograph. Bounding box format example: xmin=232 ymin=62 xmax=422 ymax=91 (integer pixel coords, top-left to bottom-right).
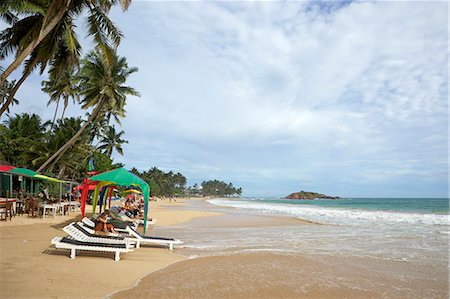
xmin=60 ymin=201 xmax=80 ymax=214
xmin=40 ymin=203 xmax=60 ymax=219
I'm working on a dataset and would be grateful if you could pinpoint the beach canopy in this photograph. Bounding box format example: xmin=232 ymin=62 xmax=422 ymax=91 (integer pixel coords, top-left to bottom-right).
xmin=0 ymin=165 xmax=15 ymax=172
xmin=7 ymin=167 xmax=62 ymax=182
xmin=8 ymin=167 xmax=38 ymax=177
xmin=73 ymin=181 xmax=97 ymax=192
xmin=34 ymin=174 xmax=61 ymax=183
xmin=87 ymin=168 xmax=150 ymax=232
xmin=122 ymin=189 xmax=142 ymax=194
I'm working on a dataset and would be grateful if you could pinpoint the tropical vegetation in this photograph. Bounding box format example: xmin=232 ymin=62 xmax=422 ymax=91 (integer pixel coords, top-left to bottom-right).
xmin=36 ymin=49 xmax=139 ymax=172
xmin=200 ymin=180 xmax=242 ymax=197
xmin=0 ymin=0 xmax=131 ymax=115
xmin=0 ymin=112 xmax=243 ymax=197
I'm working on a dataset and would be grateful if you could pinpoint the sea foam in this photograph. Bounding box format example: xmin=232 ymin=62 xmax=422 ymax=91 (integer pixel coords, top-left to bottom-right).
xmin=207 ymin=199 xmax=450 ymax=226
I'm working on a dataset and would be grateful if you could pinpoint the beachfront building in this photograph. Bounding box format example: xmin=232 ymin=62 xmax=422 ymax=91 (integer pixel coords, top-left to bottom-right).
xmin=0 ymin=163 xmax=78 ymax=200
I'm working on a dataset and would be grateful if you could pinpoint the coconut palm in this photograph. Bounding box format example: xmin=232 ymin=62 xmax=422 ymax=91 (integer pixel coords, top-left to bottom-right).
xmin=0 ymin=113 xmax=45 ymax=167
xmin=0 ymin=1 xmax=82 ymax=117
xmin=97 ymin=125 xmax=128 ymax=157
xmin=31 ymin=117 xmax=90 ymax=178
xmin=0 ymin=79 xmax=19 ymax=113
xmin=0 ymin=0 xmax=131 ymax=113
xmin=42 ymin=65 xmax=79 ymax=130
xmin=37 ymin=49 xmax=139 ymax=172
xmin=0 ymin=0 xmax=131 ymax=81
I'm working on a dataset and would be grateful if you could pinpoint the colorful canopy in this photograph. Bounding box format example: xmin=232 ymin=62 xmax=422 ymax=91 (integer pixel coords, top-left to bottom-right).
xmin=0 ymin=165 xmax=15 ymax=172
xmin=34 ymin=174 xmax=61 ymax=183
xmin=8 ymin=167 xmax=38 ymax=177
xmin=88 ymin=168 xmax=150 ymax=232
xmin=73 ymin=181 xmax=98 ymax=192
xmin=122 ymin=189 xmax=142 ymax=194
xmin=7 ymin=167 xmax=63 ymax=183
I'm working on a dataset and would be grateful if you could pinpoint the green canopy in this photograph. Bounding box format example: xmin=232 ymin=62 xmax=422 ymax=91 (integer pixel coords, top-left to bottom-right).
xmin=8 ymin=167 xmax=38 ymax=177
xmin=89 ymin=168 xmax=150 ymax=232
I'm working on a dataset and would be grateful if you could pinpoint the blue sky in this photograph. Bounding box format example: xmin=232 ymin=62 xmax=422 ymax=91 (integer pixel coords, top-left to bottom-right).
xmin=2 ymin=1 xmax=448 ymax=198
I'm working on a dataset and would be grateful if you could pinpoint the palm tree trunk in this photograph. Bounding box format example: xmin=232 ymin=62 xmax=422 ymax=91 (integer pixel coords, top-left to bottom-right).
xmin=60 ymin=95 xmax=68 ymax=120
xmin=0 ymin=0 xmax=72 ymax=85
xmin=0 ymin=72 xmax=28 ymax=117
xmin=37 ymin=97 xmax=105 ymax=173
xmin=50 ymin=100 xmax=60 ymax=131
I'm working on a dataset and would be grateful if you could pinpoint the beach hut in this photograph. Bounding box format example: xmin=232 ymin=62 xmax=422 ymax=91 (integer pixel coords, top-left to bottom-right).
xmin=80 ymin=168 xmax=150 ymax=232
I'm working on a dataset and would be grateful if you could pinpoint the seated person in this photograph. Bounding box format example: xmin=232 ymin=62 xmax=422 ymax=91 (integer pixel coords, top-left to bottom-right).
xmin=94 ymin=210 xmax=117 ymax=234
xmin=24 ymin=191 xmax=32 ymax=214
xmin=124 ymin=199 xmax=143 ymax=219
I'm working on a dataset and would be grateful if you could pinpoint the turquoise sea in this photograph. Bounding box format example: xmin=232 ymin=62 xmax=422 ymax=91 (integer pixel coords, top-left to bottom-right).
xmin=242 ymin=197 xmax=449 ymax=214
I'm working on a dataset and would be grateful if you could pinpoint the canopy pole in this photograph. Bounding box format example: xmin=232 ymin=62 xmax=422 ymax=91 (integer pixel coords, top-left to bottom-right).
xmin=80 ymin=178 xmax=89 ymax=218
xmin=69 ymin=182 xmax=72 ymax=202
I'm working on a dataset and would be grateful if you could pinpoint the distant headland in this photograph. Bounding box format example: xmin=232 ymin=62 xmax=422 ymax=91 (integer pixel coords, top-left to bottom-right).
xmin=285 ymin=191 xmax=340 ymax=200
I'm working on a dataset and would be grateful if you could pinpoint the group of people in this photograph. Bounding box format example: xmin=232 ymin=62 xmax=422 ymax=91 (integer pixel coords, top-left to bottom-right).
xmin=15 ymin=188 xmax=41 ymax=215
xmin=94 ymin=196 xmax=145 ymax=234
xmin=12 ymin=186 xmax=80 ymax=218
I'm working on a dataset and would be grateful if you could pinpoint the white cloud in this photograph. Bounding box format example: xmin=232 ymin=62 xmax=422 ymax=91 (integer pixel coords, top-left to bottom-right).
xmin=4 ymin=1 xmax=448 ymax=197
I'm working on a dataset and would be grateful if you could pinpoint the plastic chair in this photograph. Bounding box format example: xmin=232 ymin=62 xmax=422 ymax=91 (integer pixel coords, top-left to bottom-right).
xmin=0 ymin=202 xmax=13 ymax=221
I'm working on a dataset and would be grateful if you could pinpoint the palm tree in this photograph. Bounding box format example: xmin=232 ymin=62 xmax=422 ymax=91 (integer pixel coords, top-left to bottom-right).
xmin=0 ymin=1 xmax=82 ymax=117
xmin=37 ymin=49 xmax=139 ymax=172
xmin=0 ymin=79 xmax=19 ymax=113
xmin=42 ymin=66 xmax=78 ymax=130
xmin=97 ymin=125 xmax=128 ymax=157
xmin=0 ymin=113 xmax=45 ymax=167
xmin=0 ymin=0 xmax=131 ymax=114
xmin=31 ymin=117 xmax=90 ymax=178
xmin=0 ymin=0 xmax=131 ymax=85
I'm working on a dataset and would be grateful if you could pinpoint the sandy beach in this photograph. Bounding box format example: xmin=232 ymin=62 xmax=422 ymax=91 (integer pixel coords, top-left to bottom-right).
xmin=0 ymin=198 xmax=218 ymax=299
xmin=112 ymin=252 xmax=446 ymax=299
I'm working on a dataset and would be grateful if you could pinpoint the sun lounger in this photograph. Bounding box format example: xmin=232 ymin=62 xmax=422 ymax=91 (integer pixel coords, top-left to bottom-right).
xmin=63 ymin=222 xmax=135 ymax=248
xmin=124 ymin=226 xmax=183 ymax=251
xmin=80 ymin=218 xmax=182 ymax=251
xmin=51 ymin=236 xmax=132 ymax=261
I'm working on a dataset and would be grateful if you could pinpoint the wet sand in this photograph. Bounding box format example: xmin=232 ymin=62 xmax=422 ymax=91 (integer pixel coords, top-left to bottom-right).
xmin=185 ymin=212 xmax=313 ymax=228
xmin=111 ymin=252 xmax=448 ymax=299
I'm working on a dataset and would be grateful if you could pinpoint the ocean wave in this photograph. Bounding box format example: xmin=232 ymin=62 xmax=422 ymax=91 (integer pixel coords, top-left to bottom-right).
xmin=207 ymin=199 xmax=450 ymax=226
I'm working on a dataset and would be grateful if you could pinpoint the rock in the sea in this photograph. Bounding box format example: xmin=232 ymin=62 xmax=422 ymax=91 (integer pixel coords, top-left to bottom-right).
xmin=285 ymin=191 xmax=339 ymax=200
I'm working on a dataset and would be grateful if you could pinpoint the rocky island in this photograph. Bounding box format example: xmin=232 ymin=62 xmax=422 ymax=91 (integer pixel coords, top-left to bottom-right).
xmin=285 ymin=190 xmax=340 ymax=200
